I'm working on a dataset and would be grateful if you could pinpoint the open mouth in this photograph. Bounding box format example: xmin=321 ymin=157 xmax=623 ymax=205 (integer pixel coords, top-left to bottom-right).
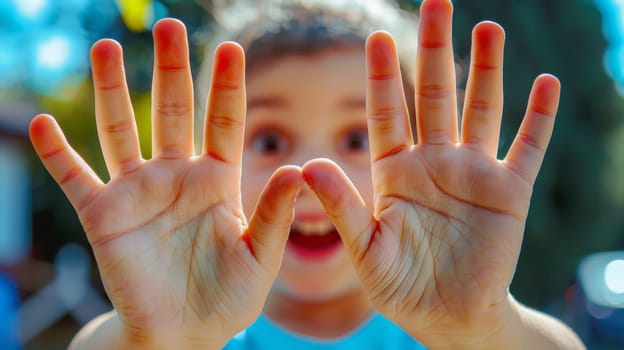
xmin=289 ymin=229 xmax=342 ymax=249
xmin=286 ymin=221 xmax=343 ymax=260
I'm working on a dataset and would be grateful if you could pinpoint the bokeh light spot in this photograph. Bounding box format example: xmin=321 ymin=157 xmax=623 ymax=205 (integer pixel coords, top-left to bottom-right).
xmin=36 ymin=36 xmax=70 ymax=69
xmin=14 ymin=0 xmax=47 ymax=18
xmin=605 ymin=259 xmax=624 ymax=294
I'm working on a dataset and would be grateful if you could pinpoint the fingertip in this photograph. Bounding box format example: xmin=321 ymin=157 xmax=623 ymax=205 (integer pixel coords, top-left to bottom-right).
xmin=153 ymin=18 xmax=189 ymax=66
xmin=90 ymin=40 xmax=124 ymax=86
xmin=473 ymin=21 xmax=505 ymax=43
xmin=301 ymin=158 xmax=340 ymax=186
xmin=213 ymin=41 xmax=245 ymax=75
xmin=366 ymin=31 xmax=398 ymax=75
xmin=366 ymin=31 xmax=395 ymax=50
xmin=272 ymin=165 xmax=304 ymax=195
xmin=216 ymin=40 xmax=244 ymax=53
xmin=420 ymin=0 xmax=453 ymax=17
xmin=530 ymin=74 xmax=561 ymax=116
xmin=90 ymin=39 xmax=121 ymax=61
xmin=152 ymin=17 xmax=186 ymax=37
xmin=301 ymin=159 xmax=361 ymax=209
xmin=29 ymin=113 xmax=56 ymax=138
xmin=418 ymin=0 xmax=453 ymax=48
xmin=29 ymin=114 xmax=65 ymax=156
xmin=535 ymin=73 xmax=561 ymax=91
xmin=470 ymin=21 xmax=505 ymax=69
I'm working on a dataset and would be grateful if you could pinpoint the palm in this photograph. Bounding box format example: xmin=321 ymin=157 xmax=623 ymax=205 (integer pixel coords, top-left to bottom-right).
xmin=80 ymin=159 xmax=263 ymax=335
xmin=365 ymin=146 xmax=530 ymax=324
xmin=303 ymin=0 xmax=560 ymax=338
xmin=30 ymin=19 xmax=301 ymax=346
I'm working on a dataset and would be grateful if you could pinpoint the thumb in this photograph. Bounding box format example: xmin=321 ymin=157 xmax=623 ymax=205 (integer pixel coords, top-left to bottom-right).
xmin=245 ymin=165 xmax=303 ymax=271
xmin=301 ymin=158 xmax=377 ymax=262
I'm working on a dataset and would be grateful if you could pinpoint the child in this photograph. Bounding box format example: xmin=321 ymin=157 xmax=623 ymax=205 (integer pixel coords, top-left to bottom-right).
xmin=28 ymin=0 xmax=586 ymax=348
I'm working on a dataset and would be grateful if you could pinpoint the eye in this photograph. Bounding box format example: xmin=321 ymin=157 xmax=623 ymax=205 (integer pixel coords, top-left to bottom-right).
xmin=249 ymin=129 xmax=289 ymax=156
xmin=341 ymin=127 xmax=369 ymax=153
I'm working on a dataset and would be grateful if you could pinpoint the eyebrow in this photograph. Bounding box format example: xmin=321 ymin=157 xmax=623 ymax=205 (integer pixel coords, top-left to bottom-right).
xmin=247 ymin=96 xmax=290 ymax=111
xmin=339 ymin=96 xmax=365 ymax=110
xmin=246 ymin=95 xmax=366 ymax=112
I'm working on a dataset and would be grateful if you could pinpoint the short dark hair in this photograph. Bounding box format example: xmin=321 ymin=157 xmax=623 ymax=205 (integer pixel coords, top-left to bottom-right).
xmin=194 ymin=0 xmax=421 ymax=142
xmin=197 ymin=0 xmax=418 ymax=94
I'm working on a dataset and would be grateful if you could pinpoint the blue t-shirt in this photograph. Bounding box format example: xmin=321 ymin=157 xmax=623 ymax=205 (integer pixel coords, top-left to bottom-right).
xmin=223 ymin=313 xmax=427 ymax=349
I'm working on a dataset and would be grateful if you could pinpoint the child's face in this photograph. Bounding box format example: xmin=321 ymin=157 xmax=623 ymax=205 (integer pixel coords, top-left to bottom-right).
xmin=241 ymin=48 xmax=372 ymax=301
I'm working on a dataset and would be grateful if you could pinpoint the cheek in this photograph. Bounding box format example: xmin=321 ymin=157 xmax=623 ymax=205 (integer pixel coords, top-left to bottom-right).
xmin=343 ymin=165 xmax=373 ymax=204
xmin=241 ymin=161 xmax=275 ymax=217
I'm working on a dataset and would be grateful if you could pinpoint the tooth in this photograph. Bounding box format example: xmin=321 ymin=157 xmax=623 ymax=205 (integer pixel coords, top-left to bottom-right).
xmin=293 ymin=220 xmax=334 ymax=235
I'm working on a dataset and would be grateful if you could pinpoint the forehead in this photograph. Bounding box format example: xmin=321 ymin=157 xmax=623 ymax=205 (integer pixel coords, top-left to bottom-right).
xmin=245 ymin=48 xmax=367 ymax=102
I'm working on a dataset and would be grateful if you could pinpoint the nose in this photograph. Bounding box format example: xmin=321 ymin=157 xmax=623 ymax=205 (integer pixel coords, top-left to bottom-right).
xmin=290 ymin=137 xmax=335 ymax=167
xmin=291 ymin=147 xmax=333 ymax=211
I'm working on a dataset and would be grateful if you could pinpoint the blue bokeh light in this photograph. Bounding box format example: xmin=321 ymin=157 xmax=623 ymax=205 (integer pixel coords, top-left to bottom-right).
xmin=0 ymin=34 xmax=24 ymax=88
xmin=594 ymin=0 xmax=624 ymax=93
xmin=27 ymin=28 xmax=90 ymax=94
xmin=0 ymin=0 xmax=125 ymax=96
xmin=0 ymin=0 xmax=54 ymax=30
xmin=56 ymin=0 xmax=93 ymax=15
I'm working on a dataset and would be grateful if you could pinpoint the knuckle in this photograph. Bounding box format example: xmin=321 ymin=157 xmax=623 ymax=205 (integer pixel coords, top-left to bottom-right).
xmin=417 ymin=84 xmax=454 ymax=100
xmin=155 ymin=101 xmax=192 ymax=118
xmin=464 ymin=98 xmax=491 ymax=113
xmin=103 ymin=119 xmax=133 ymax=133
xmin=208 ymin=113 xmax=243 ymax=130
xmin=369 ymin=105 xmax=401 ymax=121
xmin=517 ymin=132 xmax=545 ymax=152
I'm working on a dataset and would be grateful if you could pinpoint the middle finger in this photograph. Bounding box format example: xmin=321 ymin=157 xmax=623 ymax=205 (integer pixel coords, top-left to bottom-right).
xmin=415 ymin=0 xmax=458 ymax=145
xmin=151 ymin=18 xmax=195 ymax=159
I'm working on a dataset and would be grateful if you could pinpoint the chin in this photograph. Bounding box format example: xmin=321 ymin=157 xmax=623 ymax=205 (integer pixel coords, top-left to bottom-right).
xmin=274 ymin=258 xmax=363 ymax=303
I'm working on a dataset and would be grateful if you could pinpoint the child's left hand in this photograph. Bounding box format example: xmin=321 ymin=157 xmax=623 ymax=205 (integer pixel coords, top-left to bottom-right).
xmin=302 ymin=0 xmax=560 ymax=347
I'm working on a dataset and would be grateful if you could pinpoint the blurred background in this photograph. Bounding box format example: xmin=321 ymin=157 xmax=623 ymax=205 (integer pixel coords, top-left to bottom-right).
xmin=0 ymin=0 xmax=623 ymax=349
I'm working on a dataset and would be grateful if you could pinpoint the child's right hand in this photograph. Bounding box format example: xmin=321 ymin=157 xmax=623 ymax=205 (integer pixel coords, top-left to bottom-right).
xmin=29 ymin=19 xmax=302 ymax=349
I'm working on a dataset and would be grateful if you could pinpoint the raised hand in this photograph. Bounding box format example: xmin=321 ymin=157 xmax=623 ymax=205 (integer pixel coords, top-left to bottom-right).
xmin=302 ymin=0 xmax=560 ymax=345
xmin=30 ymin=19 xmax=302 ymax=348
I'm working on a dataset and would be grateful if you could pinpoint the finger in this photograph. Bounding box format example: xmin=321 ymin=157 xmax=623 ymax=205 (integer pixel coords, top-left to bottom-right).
xmin=460 ymin=21 xmax=505 ymax=156
xmin=202 ymin=42 xmax=246 ymax=165
xmin=91 ymin=39 xmax=142 ymax=177
xmin=504 ymin=74 xmax=560 ymax=184
xmin=29 ymin=114 xmax=103 ymax=211
xmin=415 ymin=0 xmax=458 ymax=144
xmin=245 ymin=166 xmax=303 ymax=270
xmin=301 ymin=158 xmax=376 ymax=261
xmin=365 ymin=31 xmax=413 ymax=162
xmin=151 ymin=18 xmax=194 ymax=159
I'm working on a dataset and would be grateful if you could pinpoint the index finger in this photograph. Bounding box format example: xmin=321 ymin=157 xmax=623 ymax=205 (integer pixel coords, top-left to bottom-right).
xmin=151 ymin=18 xmax=195 ymax=159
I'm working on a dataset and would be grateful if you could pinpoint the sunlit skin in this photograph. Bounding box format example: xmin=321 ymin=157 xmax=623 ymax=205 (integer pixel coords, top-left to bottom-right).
xmin=241 ymin=49 xmax=375 ymax=336
xmin=28 ymin=0 xmax=575 ymax=349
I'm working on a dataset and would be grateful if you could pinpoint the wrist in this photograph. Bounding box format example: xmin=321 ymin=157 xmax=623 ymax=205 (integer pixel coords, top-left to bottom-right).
xmin=402 ymin=293 xmax=520 ymax=350
xmin=70 ymin=310 xmax=230 ymax=350
xmin=404 ymin=293 xmax=585 ymax=350
xmin=119 ymin=337 xmax=225 ymax=350
xmin=119 ymin=331 xmax=226 ymax=350
xmin=118 ymin=318 xmax=230 ymax=350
